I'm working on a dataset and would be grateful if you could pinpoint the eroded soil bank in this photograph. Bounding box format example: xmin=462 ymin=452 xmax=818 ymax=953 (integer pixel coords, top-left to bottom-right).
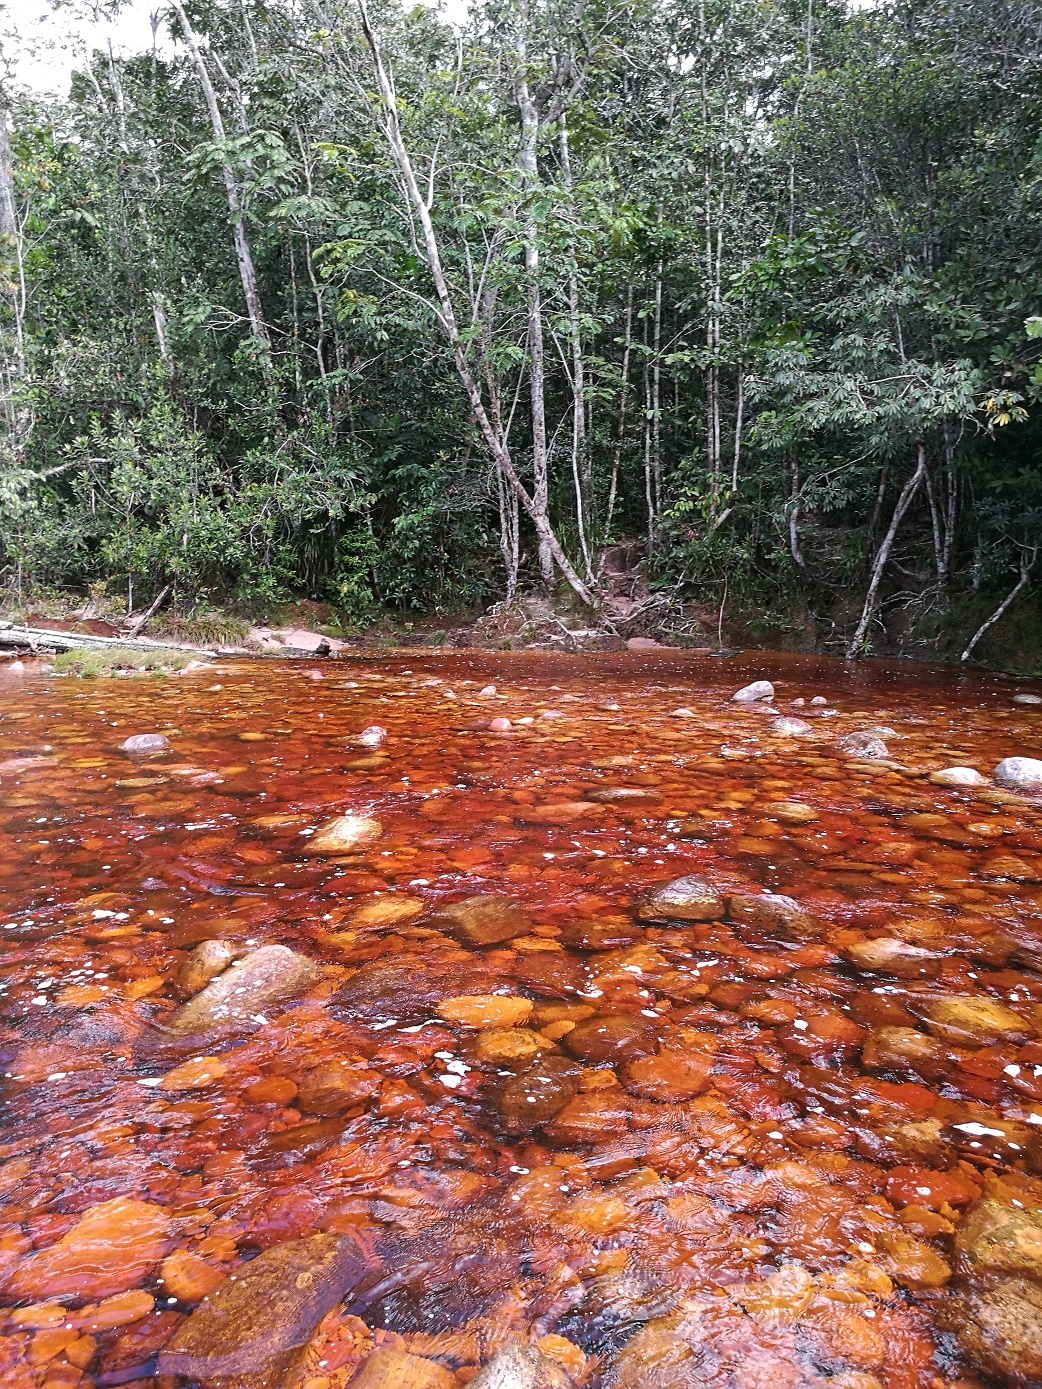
xmin=2 ymin=650 xmax=1042 ymax=1389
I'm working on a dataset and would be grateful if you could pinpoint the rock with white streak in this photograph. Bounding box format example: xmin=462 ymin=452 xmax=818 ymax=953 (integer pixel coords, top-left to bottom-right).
xmin=306 ymin=814 xmax=382 ymax=853
xmin=731 ymin=680 xmax=774 ymax=703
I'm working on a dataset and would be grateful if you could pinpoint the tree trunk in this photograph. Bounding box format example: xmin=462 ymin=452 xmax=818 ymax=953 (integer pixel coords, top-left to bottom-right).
xmin=846 ymin=440 xmax=927 ymax=658
xmin=961 ymin=545 xmax=1036 ymax=663
xmin=600 ymin=270 xmax=633 ymax=574
xmin=559 ymin=114 xmax=593 ymax=584
xmin=516 ymin=56 xmax=554 ymax=590
xmin=171 ymin=0 xmax=269 ymax=349
xmin=357 ymin=0 xmax=591 ymax=606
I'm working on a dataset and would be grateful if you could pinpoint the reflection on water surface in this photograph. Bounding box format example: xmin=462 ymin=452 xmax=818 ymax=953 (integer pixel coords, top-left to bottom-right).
xmin=1 ymin=650 xmax=1041 ymax=1389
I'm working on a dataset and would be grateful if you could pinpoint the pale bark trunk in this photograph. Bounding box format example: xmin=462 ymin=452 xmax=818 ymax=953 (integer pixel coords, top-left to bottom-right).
xmin=0 ymin=87 xmax=28 ymax=444
xmin=846 ymin=441 xmax=927 ymax=658
xmin=171 ymin=0 xmax=268 ymax=347
xmin=789 ymin=446 xmax=805 ymax=570
xmin=961 ymin=546 xmax=1036 ymax=663
xmin=358 ymin=0 xmax=592 ymax=606
xmin=651 ymin=203 xmax=663 ymax=522
xmin=559 ymin=114 xmax=593 ymax=584
xmin=600 ymin=271 xmax=633 ymax=574
xmin=516 ymin=56 xmax=554 ymax=589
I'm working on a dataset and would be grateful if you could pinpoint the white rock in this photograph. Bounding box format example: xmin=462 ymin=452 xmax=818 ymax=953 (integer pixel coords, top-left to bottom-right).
xmin=769 ymin=717 xmax=812 ymax=736
xmin=810 ymin=695 xmax=828 ymax=705
xmin=354 ymin=725 xmax=386 ymax=748
xmin=731 ymin=680 xmax=774 ymax=703
xmin=670 ymin=708 xmax=695 ymax=718
xmin=306 ymin=814 xmax=383 ymax=852
xmin=1013 ymin=693 xmax=1042 ymax=705
xmin=929 ymin=766 xmax=988 ymax=787
xmin=121 ymin=733 xmax=170 ymax=753
xmin=468 ymin=1344 xmax=572 ymax=1389
xmin=994 ymin=757 xmax=1042 ymax=791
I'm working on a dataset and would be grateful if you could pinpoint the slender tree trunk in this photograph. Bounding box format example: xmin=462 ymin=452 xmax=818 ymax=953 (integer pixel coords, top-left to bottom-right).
xmin=600 ymin=270 xmax=633 ymax=574
xmin=846 ymin=440 xmax=927 ymax=658
xmin=171 ymin=0 xmax=269 ymax=348
xmin=0 ymin=86 xmax=28 ymax=448
xmin=651 ymin=202 xmax=663 ymax=522
xmin=789 ymin=446 xmax=806 ymax=570
xmin=961 ymin=545 xmax=1036 ymax=663
xmin=516 ymin=56 xmax=554 ymax=590
xmin=559 ymin=115 xmax=593 ymax=584
xmin=357 ymin=0 xmax=592 ymax=605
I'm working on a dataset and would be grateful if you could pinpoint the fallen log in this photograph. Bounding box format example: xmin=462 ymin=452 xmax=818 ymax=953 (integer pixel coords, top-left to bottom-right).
xmin=0 ymin=620 xmax=216 ymax=658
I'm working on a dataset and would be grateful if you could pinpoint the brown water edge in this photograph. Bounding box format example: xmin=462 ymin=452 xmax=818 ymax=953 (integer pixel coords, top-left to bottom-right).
xmin=1 ymin=649 xmax=1041 ymax=1389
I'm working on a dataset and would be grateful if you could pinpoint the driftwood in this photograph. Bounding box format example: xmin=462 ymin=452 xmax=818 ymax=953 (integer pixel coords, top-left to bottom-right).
xmin=124 ymin=582 xmax=173 ymax=637
xmin=0 ymin=620 xmax=216 ymax=658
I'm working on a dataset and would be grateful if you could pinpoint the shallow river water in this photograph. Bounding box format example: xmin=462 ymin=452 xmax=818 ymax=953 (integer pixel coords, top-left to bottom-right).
xmin=2 ymin=650 xmax=1042 ymax=1389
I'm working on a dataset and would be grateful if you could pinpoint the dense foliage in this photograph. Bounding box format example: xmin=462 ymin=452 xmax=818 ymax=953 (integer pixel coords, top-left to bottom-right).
xmin=1 ymin=0 xmax=1040 ymax=656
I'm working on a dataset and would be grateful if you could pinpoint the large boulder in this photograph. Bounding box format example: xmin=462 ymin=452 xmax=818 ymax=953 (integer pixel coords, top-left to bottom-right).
xmin=163 ymin=945 xmax=320 ymax=1035
xmin=731 ymin=680 xmax=774 ymax=702
xmin=157 ymin=1234 xmax=371 ymax=1389
xmin=994 ymin=756 xmax=1042 ymax=791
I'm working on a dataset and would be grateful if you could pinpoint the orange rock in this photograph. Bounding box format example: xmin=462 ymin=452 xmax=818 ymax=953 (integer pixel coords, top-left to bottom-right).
xmin=64 ymin=1336 xmax=96 ymax=1370
xmin=243 ymin=1075 xmax=298 ymax=1105
xmin=28 ymin=1329 xmax=78 ymax=1365
xmin=66 ymin=1289 xmax=155 ymax=1331
xmin=536 ymin=1333 xmax=586 ymax=1380
xmin=124 ymin=974 xmax=164 ymax=999
xmin=885 ymin=1165 xmax=981 ymax=1211
xmin=159 ymin=1250 xmax=227 ymax=1302
xmin=543 ymin=1090 xmax=632 ymax=1144
xmin=350 ymin=896 xmax=425 ymax=929
xmin=160 ymin=1055 xmax=228 ymax=1090
xmin=437 ymin=994 xmax=533 ymax=1028
xmin=3 ymin=1198 xmax=172 ymax=1301
xmin=801 ymin=1298 xmax=886 ymax=1369
xmin=621 ymin=1049 xmax=712 ymax=1102
xmin=336 ymin=1347 xmax=456 ymax=1388
xmin=8 ymin=1302 xmax=68 ymax=1330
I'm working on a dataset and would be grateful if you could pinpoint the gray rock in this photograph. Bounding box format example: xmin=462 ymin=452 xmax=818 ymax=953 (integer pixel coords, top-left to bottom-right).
xmin=728 ymin=891 xmax=822 ymax=939
xmin=638 ymin=875 xmax=726 ymax=922
xmin=157 ymin=1233 xmax=371 ymax=1389
xmin=994 ymin=756 xmax=1042 ymax=791
xmin=731 ymin=680 xmax=774 ymax=703
xmin=163 ymin=945 xmax=320 ymax=1034
xmin=768 ymin=716 xmax=812 ymax=736
xmin=837 ymin=731 xmax=889 ymax=759
xmin=469 ymin=1344 xmax=572 ymax=1389
xmin=843 ymin=937 xmax=942 ymax=977
xmin=810 ymin=695 xmax=828 ymax=705
xmin=120 ymin=732 xmax=170 ymax=752
xmin=1013 ymin=693 xmax=1042 ymax=705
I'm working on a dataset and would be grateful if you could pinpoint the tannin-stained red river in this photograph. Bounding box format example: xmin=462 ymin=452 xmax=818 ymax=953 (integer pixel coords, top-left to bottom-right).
xmin=2 ymin=650 xmax=1042 ymax=1389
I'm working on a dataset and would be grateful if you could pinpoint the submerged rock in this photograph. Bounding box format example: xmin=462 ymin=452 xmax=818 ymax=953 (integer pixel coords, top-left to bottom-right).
xmin=994 ymin=756 xmax=1042 ymax=791
xmin=475 ymin=1027 xmax=548 ymax=1066
xmin=3 ymin=1196 xmax=172 ymax=1302
xmin=496 ymin=1052 xmax=581 ymax=1133
xmin=355 ymin=725 xmax=387 ymax=748
xmin=306 ymin=814 xmax=383 ymax=853
xmin=728 ymin=891 xmax=820 ymax=939
xmin=955 ymin=1196 xmax=1042 ymax=1279
xmin=929 ymin=766 xmax=988 ymax=787
xmin=469 ymin=1343 xmax=572 ymax=1389
xmin=945 ymin=1278 xmax=1042 ymax=1382
xmin=349 ymin=1348 xmax=457 ymax=1389
xmin=120 ymin=732 xmax=170 ymax=753
xmin=563 ymin=1014 xmax=656 ymax=1065
xmin=731 ymin=680 xmax=774 ymax=703
xmin=621 ymin=1048 xmax=712 ymax=1101
xmin=297 ymin=1061 xmax=381 ymax=1116
xmin=920 ymin=995 xmax=1031 ymax=1046
xmin=843 ymin=938 xmax=942 ymax=977
xmin=638 ymin=875 xmax=726 ymax=923
xmin=175 ymin=938 xmax=242 ymax=996
xmin=861 ymin=1026 xmax=947 ymax=1078
xmin=838 ymin=731 xmax=889 ymax=759
xmin=436 ymin=895 xmax=532 ymax=946
xmin=163 ymin=945 xmax=320 ymax=1034
xmin=157 ymin=1234 xmax=371 ymax=1388
xmin=769 ymin=716 xmax=812 ymax=736
xmin=437 ymin=994 xmax=533 ymax=1028
xmin=333 ymin=953 xmax=498 ymax=1026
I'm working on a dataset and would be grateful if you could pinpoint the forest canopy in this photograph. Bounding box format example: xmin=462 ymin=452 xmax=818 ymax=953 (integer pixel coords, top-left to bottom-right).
xmin=0 ymin=0 xmax=1040 ymax=659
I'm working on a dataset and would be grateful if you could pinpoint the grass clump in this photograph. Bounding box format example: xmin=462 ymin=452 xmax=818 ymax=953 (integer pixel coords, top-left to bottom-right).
xmin=54 ymin=646 xmax=197 ymax=677
xmin=153 ymin=611 xmax=249 ymax=646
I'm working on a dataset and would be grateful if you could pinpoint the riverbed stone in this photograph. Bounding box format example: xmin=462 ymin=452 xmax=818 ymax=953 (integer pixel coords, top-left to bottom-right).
xmin=475 ymin=1028 xmax=548 ymax=1066
xmin=436 ymin=895 xmax=532 ymax=946
xmin=355 ymin=725 xmax=387 ymax=747
xmin=175 ymin=938 xmax=242 ymax=996
xmin=620 ymin=1048 xmax=712 ymax=1102
xmin=297 ymin=1061 xmax=381 ymax=1115
xmin=769 ymin=717 xmax=813 ymax=736
xmin=920 ymin=995 xmax=1031 ymax=1046
xmin=349 ymin=1348 xmax=457 ymax=1389
xmin=468 ymin=1342 xmax=572 ymax=1389
xmin=928 ymin=766 xmax=988 ymax=787
xmin=1013 ymin=694 xmax=1042 ymax=705
xmin=306 ymin=814 xmax=383 ymax=853
xmin=638 ymin=875 xmax=726 ymax=922
xmin=860 ymin=1026 xmax=947 ymax=1076
xmin=994 ymin=756 xmax=1042 ymax=791
xmin=955 ymin=1195 xmax=1042 ymax=1279
xmin=163 ymin=945 xmax=321 ymax=1034
xmin=843 ymin=938 xmax=942 ymax=977
xmin=496 ymin=1052 xmax=581 ymax=1133
xmin=838 ymin=731 xmax=889 ymax=759
xmin=728 ymin=891 xmax=821 ymax=939
xmin=562 ymin=1014 xmax=657 ymax=1065
xmin=945 ymin=1278 xmax=1042 ymax=1383
xmin=437 ymin=994 xmax=533 ymax=1028
xmin=732 ymin=680 xmax=774 ymax=702
xmin=3 ymin=1197 xmax=172 ymax=1302
xmin=120 ymin=732 xmax=170 ymax=753
xmin=157 ymin=1233 xmax=371 ymax=1389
